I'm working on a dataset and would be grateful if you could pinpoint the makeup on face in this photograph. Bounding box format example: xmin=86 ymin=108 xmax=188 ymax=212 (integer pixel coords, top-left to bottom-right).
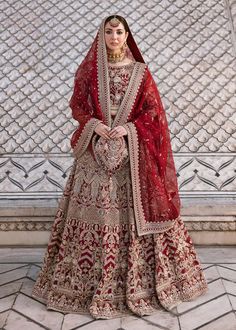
xmin=104 ymin=22 xmax=128 ymax=54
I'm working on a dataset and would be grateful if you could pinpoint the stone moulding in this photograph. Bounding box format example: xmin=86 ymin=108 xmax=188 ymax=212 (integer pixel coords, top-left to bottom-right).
xmin=185 ymin=221 xmax=236 ymax=231
xmin=0 ymin=220 xmax=235 ymax=231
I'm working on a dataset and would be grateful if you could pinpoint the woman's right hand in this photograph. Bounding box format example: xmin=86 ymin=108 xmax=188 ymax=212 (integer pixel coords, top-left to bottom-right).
xmin=94 ymin=123 xmax=111 ymax=139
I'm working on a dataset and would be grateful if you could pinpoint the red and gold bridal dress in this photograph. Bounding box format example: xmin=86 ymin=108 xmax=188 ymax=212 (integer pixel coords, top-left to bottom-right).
xmin=32 ymin=61 xmax=208 ymax=319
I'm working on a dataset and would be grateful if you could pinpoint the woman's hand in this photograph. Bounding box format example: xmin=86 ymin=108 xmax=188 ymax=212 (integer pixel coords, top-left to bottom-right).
xmin=94 ymin=123 xmax=111 ymax=139
xmin=109 ymin=126 xmax=128 ymax=139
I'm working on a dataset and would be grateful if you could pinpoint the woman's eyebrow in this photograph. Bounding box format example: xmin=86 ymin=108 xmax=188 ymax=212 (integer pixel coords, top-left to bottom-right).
xmin=105 ymin=28 xmax=124 ymax=31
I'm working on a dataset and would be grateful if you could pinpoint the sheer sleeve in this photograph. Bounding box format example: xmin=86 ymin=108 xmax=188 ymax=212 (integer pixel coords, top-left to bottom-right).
xmin=70 ymin=67 xmax=94 ymax=125
xmin=69 ymin=65 xmax=102 ymax=150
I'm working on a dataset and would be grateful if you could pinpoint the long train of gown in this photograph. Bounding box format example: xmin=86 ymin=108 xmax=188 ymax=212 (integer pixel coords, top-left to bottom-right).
xmin=32 ymin=148 xmax=208 ymax=319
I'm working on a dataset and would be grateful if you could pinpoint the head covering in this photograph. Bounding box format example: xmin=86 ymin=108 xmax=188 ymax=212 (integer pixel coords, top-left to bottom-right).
xmin=69 ymin=15 xmax=181 ymax=236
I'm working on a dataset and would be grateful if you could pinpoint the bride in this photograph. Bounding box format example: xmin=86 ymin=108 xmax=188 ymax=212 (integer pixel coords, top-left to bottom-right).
xmin=32 ymin=14 xmax=208 ymax=319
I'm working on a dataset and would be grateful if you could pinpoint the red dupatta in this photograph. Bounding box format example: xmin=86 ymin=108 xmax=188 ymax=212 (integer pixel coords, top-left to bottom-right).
xmin=69 ymin=16 xmax=181 ymax=236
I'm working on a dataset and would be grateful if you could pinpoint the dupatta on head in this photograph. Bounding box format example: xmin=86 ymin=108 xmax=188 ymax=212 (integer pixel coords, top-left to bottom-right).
xmin=69 ymin=16 xmax=181 ymax=236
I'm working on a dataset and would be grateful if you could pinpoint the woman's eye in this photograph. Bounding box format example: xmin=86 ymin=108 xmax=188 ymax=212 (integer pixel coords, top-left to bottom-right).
xmin=105 ymin=31 xmax=124 ymax=35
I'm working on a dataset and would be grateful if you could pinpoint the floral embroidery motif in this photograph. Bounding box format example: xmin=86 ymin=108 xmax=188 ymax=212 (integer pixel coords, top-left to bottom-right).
xmin=92 ymin=134 xmax=129 ymax=175
xmin=32 ymin=150 xmax=208 ymax=319
xmin=108 ymin=63 xmax=134 ymax=108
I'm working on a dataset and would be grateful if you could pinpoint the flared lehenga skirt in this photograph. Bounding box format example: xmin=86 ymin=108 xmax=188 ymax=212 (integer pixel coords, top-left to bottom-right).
xmin=32 ymin=148 xmax=208 ymax=319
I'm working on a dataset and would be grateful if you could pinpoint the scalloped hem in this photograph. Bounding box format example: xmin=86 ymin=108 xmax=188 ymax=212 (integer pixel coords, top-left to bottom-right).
xmin=32 ymin=281 xmax=208 ymax=319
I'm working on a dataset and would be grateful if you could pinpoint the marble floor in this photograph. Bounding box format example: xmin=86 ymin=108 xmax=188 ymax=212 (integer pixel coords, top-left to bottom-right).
xmin=0 ymin=247 xmax=236 ymax=330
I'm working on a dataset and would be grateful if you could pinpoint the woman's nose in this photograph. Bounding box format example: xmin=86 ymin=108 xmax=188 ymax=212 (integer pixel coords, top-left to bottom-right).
xmin=111 ymin=33 xmax=117 ymax=39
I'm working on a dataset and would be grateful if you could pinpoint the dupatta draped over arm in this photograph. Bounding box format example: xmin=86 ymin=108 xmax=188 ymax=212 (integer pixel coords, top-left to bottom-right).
xmin=69 ymin=17 xmax=181 ymax=236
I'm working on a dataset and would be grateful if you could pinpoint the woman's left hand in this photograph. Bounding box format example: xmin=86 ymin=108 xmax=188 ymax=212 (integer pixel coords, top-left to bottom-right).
xmin=109 ymin=126 xmax=128 ymax=139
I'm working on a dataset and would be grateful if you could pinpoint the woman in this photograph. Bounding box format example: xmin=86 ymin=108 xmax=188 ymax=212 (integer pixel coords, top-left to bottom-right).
xmin=32 ymin=15 xmax=208 ymax=319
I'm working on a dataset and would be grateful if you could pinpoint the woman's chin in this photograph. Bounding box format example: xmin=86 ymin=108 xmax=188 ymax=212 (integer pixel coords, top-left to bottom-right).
xmin=107 ymin=46 xmax=121 ymax=52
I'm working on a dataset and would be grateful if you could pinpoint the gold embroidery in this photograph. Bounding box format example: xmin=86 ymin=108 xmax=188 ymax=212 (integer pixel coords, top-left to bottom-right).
xmin=125 ymin=122 xmax=176 ymax=235
xmin=112 ymin=62 xmax=146 ymax=128
xmin=97 ymin=18 xmax=111 ymax=127
xmin=32 ymin=18 xmax=208 ymax=320
xmin=97 ymin=19 xmax=146 ymax=129
xmin=108 ymin=63 xmax=134 ymax=109
xmin=73 ymin=118 xmax=102 ymax=159
xmin=32 ymin=154 xmax=208 ymax=317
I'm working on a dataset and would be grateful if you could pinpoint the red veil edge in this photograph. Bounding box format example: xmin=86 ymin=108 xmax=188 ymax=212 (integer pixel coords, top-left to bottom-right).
xmin=69 ymin=17 xmax=181 ymax=236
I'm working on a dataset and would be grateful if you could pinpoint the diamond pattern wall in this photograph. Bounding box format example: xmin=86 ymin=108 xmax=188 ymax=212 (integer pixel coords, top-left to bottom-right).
xmin=0 ymin=0 xmax=235 ymax=198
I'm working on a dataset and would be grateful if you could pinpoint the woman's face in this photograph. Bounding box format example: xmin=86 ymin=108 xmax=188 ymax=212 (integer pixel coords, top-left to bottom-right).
xmin=104 ymin=21 xmax=128 ymax=54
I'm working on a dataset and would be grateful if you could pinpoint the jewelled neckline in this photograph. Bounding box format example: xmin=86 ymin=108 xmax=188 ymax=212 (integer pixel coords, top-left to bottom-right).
xmin=108 ymin=61 xmax=135 ymax=68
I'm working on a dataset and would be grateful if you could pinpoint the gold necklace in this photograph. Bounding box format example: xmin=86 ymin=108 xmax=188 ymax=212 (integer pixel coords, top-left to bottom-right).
xmin=107 ymin=50 xmax=125 ymax=63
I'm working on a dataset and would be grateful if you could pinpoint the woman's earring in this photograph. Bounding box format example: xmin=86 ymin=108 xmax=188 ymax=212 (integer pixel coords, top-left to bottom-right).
xmin=122 ymin=41 xmax=128 ymax=52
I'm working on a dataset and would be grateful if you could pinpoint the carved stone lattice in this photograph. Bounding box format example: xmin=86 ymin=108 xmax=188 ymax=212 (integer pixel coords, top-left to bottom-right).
xmin=0 ymin=0 xmax=235 ymax=198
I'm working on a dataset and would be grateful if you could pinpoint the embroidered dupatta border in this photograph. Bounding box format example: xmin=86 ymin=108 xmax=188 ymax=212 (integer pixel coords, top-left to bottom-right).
xmin=97 ymin=19 xmax=111 ymax=127
xmin=112 ymin=63 xmax=147 ymax=128
xmin=72 ymin=118 xmax=102 ymax=159
xmin=97 ymin=19 xmax=146 ymax=128
xmin=125 ymin=122 xmax=178 ymax=236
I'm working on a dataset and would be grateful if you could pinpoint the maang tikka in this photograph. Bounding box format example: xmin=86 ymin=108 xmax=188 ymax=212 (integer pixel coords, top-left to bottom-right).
xmin=109 ymin=16 xmax=121 ymax=27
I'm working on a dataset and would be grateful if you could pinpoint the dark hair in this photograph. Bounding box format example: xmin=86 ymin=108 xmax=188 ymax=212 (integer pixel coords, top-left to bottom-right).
xmin=105 ymin=15 xmax=129 ymax=32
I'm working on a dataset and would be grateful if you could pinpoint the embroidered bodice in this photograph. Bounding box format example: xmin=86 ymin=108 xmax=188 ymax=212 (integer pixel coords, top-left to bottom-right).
xmin=108 ymin=62 xmax=135 ymax=115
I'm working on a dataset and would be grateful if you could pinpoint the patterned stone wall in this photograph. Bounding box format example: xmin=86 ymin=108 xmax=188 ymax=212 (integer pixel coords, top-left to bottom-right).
xmin=0 ymin=0 xmax=235 ymax=199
